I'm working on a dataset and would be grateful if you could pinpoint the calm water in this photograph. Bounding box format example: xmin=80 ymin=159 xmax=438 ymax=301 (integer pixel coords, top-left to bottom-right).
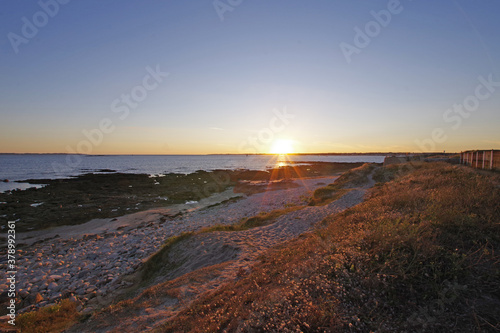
xmin=0 ymin=154 xmax=386 ymax=192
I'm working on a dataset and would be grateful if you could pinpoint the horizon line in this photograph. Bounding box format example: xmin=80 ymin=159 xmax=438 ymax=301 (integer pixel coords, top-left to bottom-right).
xmin=0 ymin=151 xmax=460 ymax=156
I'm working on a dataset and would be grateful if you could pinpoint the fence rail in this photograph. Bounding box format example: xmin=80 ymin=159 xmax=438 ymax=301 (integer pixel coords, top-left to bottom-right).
xmin=460 ymin=150 xmax=500 ymax=170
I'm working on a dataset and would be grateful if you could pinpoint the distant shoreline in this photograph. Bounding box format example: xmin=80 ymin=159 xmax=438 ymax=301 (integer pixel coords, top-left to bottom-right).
xmin=0 ymin=152 xmax=458 ymax=156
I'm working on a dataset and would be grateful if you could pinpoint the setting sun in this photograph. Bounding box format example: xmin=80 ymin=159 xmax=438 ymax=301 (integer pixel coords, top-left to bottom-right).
xmin=270 ymin=139 xmax=294 ymax=155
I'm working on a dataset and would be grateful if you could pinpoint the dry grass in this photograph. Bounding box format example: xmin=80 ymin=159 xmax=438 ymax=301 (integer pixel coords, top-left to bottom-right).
xmin=141 ymin=205 xmax=304 ymax=283
xmin=141 ymin=232 xmax=195 ymax=282
xmin=154 ymin=234 xmax=340 ymax=332
xmin=309 ymin=163 xmax=375 ymax=206
xmin=200 ymin=205 xmax=305 ymax=233
xmin=16 ymin=299 xmax=80 ymax=333
xmin=159 ymin=162 xmax=500 ymax=332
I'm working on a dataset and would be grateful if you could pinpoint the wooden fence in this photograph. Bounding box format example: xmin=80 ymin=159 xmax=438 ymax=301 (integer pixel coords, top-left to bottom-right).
xmin=460 ymin=150 xmax=500 ymax=170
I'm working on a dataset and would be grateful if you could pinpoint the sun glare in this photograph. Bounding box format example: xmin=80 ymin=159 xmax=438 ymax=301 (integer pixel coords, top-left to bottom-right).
xmin=270 ymin=139 xmax=294 ymax=155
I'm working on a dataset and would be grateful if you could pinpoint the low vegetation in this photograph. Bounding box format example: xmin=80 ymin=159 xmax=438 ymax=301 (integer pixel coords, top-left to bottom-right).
xmin=141 ymin=232 xmax=195 ymax=282
xmin=200 ymin=206 xmax=305 ymax=233
xmin=15 ymin=299 xmax=79 ymax=333
xmin=159 ymin=162 xmax=500 ymax=332
xmin=309 ymin=163 xmax=376 ymax=205
xmin=141 ymin=205 xmax=305 ymax=283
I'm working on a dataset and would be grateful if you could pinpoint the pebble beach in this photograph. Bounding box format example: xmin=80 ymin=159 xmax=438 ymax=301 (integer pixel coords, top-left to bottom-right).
xmin=1 ymin=173 xmax=372 ymax=317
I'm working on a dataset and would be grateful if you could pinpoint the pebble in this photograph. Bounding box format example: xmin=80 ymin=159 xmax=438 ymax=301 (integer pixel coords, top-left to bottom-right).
xmin=47 ymin=282 xmax=59 ymax=292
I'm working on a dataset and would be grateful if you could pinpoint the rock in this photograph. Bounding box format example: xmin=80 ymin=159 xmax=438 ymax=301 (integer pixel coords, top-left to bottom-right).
xmin=81 ymin=306 xmax=94 ymax=315
xmin=86 ymin=292 xmax=96 ymax=300
xmin=31 ymin=274 xmax=43 ymax=282
xmin=47 ymin=282 xmax=60 ymax=292
xmin=49 ymin=275 xmax=62 ymax=281
xmin=18 ymin=289 xmax=29 ymax=299
xmin=37 ymin=301 xmax=48 ymax=308
xmin=35 ymin=293 xmax=44 ymax=303
xmin=49 ymin=293 xmax=62 ymax=302
xmin=19 ymin=305 xmax=34 ymax=314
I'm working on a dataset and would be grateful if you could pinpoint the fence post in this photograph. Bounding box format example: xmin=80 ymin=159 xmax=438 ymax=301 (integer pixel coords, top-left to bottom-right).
xmin=492 ymin=150 xmax=494 ymax=170
xmin=482 ymin=151 xmax=486 ymax=169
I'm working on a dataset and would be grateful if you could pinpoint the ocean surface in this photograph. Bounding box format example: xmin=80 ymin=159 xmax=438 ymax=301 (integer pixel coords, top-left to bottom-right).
xmin=0 ymin=154 xmax=386 ymax=192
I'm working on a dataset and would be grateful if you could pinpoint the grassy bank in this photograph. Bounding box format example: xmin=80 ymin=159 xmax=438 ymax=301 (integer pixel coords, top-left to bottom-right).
xmin=159 ymin=162 xmax=500 ymax=332
xmin=140 ymin=205 xmax=305 ymax=283
xmin=309 ymin=163 xmax=376 ymax=206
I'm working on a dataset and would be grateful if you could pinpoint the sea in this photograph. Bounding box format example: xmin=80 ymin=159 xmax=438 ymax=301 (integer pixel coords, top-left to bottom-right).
xmin=0 ymin=154 xmax=387 ymax=192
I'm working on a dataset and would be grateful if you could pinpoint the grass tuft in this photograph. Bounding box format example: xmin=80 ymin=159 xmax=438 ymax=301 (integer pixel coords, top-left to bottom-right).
xmin=200 ymin=206 xmax=305 ymax=233
xmin=309 ymin=163 xmax=376 ymax=205
xmin=141 ymin=232 xmax=194 ymax=282
xmin=16 ymin=299 xmax=79 ymax=333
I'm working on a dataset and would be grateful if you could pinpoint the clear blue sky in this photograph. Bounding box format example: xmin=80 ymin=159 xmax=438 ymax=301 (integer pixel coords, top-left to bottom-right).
xmin=1 ymin=0 xmax=499 ymax=154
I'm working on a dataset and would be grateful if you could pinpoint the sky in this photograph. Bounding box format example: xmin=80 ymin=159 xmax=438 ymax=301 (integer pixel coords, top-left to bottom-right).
xmin=1 ymin=0 xmax=500 ymax=154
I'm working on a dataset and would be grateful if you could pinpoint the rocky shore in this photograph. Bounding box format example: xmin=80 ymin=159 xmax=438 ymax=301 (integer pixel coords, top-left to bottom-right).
xmin=1 ymin=165 xmax=363 ymax=317
xmin=0 ymin=162 xmax=362 ymax=232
